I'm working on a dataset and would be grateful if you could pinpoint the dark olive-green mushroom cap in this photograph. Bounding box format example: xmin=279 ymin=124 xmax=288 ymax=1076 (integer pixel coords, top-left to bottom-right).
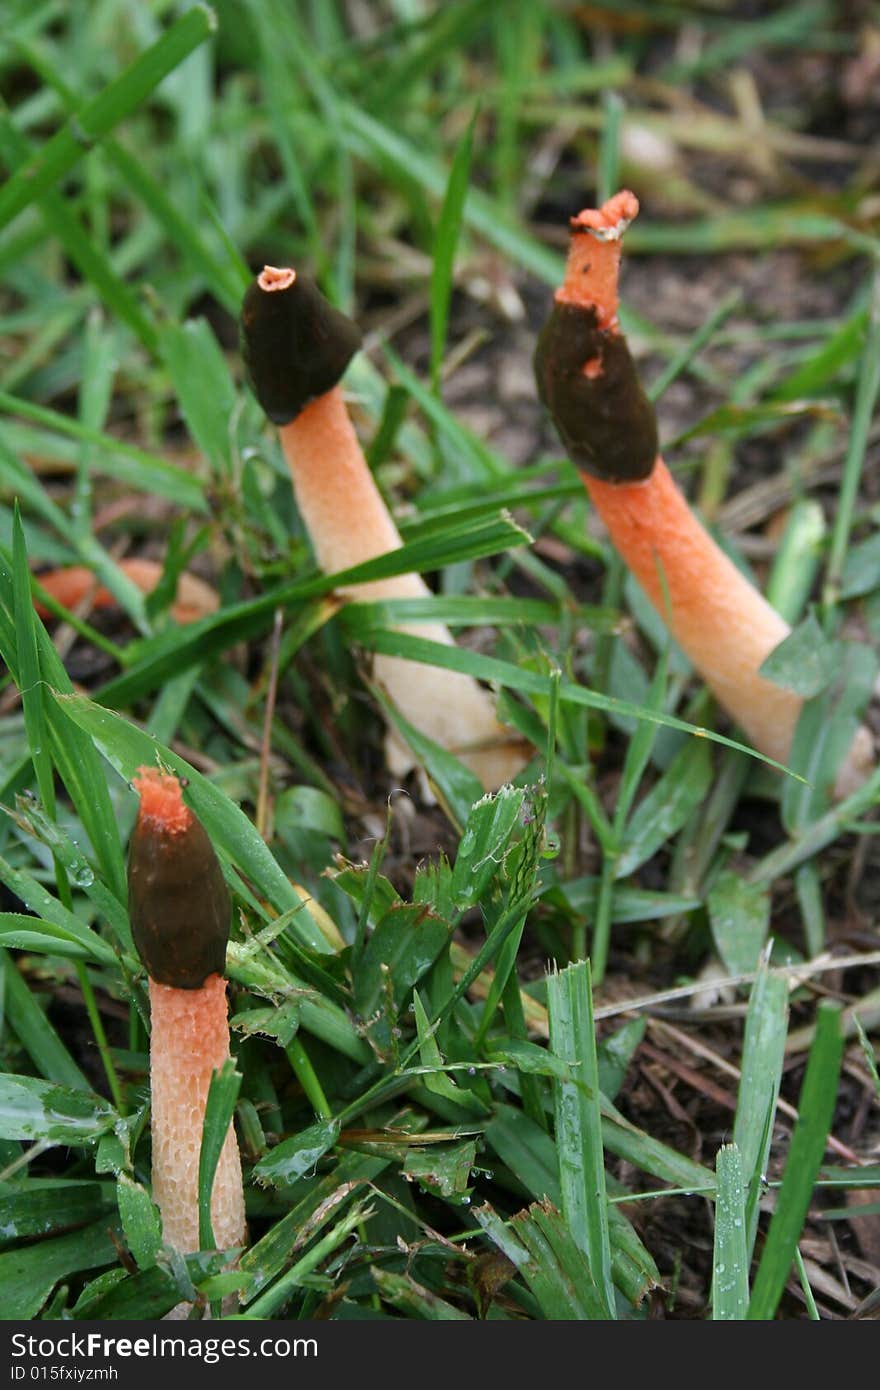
xmin=128 ymin=769 xmax=230 ymax=990
xmin=240 ymin=266 xmax=362 ymax=425
xmin=534 ymin=300 xmax=658 ymax=484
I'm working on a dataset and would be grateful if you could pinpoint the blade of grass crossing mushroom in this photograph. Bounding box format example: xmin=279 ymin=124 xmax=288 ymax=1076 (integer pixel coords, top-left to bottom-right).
xmin=712 ymin=1143 xmax=750 ymax=1320
xmin=198 ymin=1060 xmax=243 ymax=1254
xmin=240 ymin=265 xmax=528 ymax=787
xmin=97 ymin=509 xmax=529 ymax=709
xmin=547 ymin=960 xmax=616 ymax=1317
xmin=747 ymin=1001 xmax=844 ymax=1319
xmin=367 ymin=682 xmax=485 ymax=831
xmin=352 ymin=625 xmax=803 ymax=772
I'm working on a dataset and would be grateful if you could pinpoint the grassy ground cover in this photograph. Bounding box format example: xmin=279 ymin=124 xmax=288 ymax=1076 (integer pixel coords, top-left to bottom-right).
xmin=0 ymin=0 xmax=878 ymax=1321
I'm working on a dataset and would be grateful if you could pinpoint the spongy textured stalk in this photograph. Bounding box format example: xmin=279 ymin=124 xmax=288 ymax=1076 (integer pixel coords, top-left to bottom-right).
xmin=148 ymin=975 xmax=245 ymax=1254
xmin=279 ymin=387 xmax=528 ymax=789
xmin=584 ymin=462 xmax=799 ymax=765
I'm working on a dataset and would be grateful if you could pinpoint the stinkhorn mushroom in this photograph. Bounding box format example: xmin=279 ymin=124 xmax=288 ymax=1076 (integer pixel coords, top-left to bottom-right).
xmin=240 ymin=265 xmax=528 ymax=790
xmin=35 ymin=557 xmax=218 ymax=624
xmin=128 ymin=766 xmax=245 ymax=1259
xmin=534 ymin=190 xmax=873 ymax=794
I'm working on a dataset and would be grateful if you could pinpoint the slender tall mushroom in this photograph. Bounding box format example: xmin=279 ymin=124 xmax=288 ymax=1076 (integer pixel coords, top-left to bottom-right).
xmin=534 ymin=191 xmax=873 ymax=794
xmin=128 ymin=766 xmax=245 ymax=1257
xmin=240 ymin=266 xmax=528 ymax=790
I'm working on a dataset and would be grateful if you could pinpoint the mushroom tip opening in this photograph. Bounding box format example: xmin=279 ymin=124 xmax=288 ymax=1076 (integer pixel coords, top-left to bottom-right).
xmin=570 ymin=190 xmax=639 ymax=240
xmin=257 ymin=265 xmax=297 ymax=293
xmin=132 ymin=765 xmax=192 ymax=835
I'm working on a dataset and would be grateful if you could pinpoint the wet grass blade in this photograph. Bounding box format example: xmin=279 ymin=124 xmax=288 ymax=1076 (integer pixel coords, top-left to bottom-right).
xmin=97 ymin=511 xmax=529 ymax=707
xmin=747 ymin=1001 xmax=844 ymax=1319
xmin=546 ymin=960 xmax=615 ymax=1316
xmin=733 ymin=950 xmax=789 ymax=1256
xmin=712 ymin=1143 xmax=749 ymax=1320
xmin=476 ymin=1199 xmax=608 ymax=1320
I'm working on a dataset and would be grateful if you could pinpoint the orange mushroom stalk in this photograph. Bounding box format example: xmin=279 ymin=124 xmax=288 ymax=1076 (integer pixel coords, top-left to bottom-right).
xmin=241 ymin=266 xmax=528 ymax=790
xmin=535 ymin=191 xmax=873 ymax=794
xmin=128 ymin=767 xmax=245 ymax=1257
xmin=36 ymin=557 xmax=218 ymax=625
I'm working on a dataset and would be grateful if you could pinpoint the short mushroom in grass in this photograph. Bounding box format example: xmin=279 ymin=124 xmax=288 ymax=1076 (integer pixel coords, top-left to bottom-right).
xmin=128 ymin=766 xmax=245 ymax=1258
xmin=36 ymin=557 xmax=218 ymax=624
xmin=534 ymin=191 xmax=873 ymax=794
xmin=240 ymin=266 xmax=528 ymax=790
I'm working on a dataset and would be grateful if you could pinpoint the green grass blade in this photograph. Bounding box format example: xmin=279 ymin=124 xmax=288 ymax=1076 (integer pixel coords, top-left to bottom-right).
xmin=823 ymin=267 xmax=880 ymax=617
xmin=0 ymin=6 xmax=217 ymax=233
xmin=0 ymin=857 xmax=118 ymax=967
xmin=198 ymin=1059 xmax=242 ymax=1253
xmin=0 ymin=394 xmax=208 ymax=511
xmin=733 ymin=951 xmax=789 ymax=1257
xmin=116 ymin=1175 xmax=162 ymax=1271
xmin=158 ymin=319 xmax=237 ymax=480
xmin=354 ymin=626 xmax=805 ymax=773
xmin=712 ymin=1143 xmax=749 ymax=1319
xmin=475 ymin=1199 xmax=607 ymax=1320
xmin=11 ymin=504 xmax=54 ymax=814
xmin=0 ymin=109 xmax=157 ymax=350
xmin=747 ymin=1001 xmax=844 ymax=1319
xmin=547 ymin=960 xmax=615 ymax=1316
xmin=0 ymin=950 xmax=89 ymax=1090
xmin=430 ymin=106 xmax=477 ymax=394
xmin=97 ymin=511 xmax=529 ymax=708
